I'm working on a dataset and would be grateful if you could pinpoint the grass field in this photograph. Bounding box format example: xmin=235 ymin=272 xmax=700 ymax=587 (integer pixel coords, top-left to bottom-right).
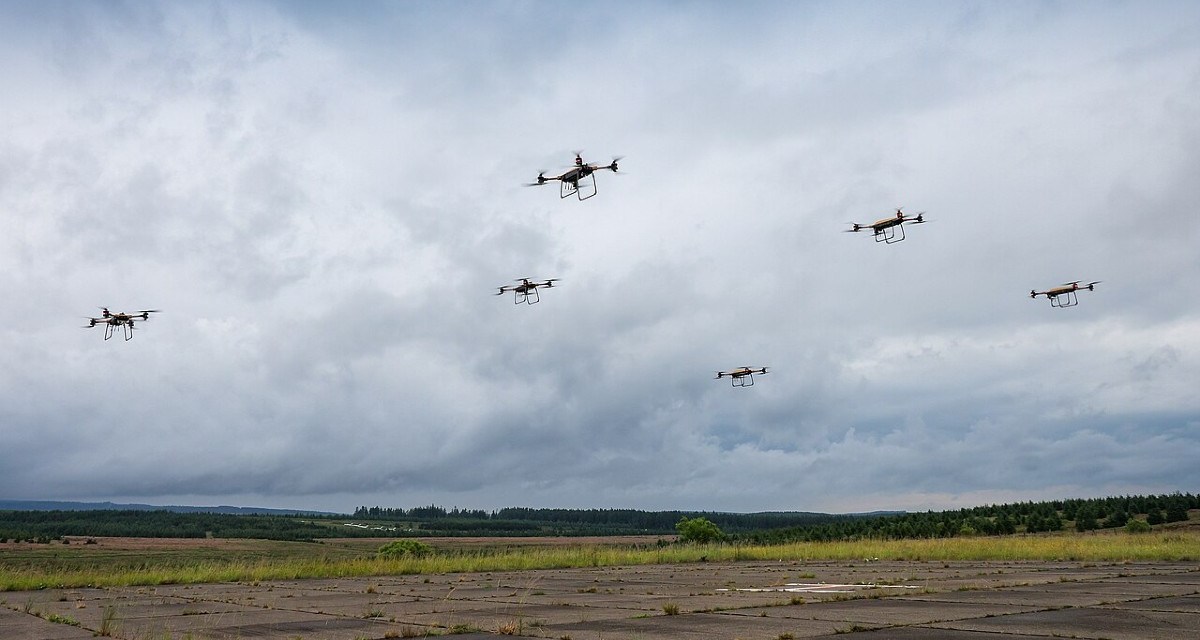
xmin=2 ymin=527 xmax=1197 ymax=592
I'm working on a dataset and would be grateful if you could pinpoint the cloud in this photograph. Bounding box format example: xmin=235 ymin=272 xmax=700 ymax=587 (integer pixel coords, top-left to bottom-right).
xmin=1 ymin=2 xmax=1197 ymax=514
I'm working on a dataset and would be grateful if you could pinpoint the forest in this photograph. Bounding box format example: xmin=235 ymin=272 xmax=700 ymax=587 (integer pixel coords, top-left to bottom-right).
xmin=1 ymin=492 xmax=1193 ymax=543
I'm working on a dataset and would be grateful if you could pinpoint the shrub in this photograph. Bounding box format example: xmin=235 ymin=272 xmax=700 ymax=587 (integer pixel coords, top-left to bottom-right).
xmin=675 ymin=517 xmax=724 ymax=544
xmin=378 ymin=539 xmax=432 ymax=558
xmin=1125 ymin=519 xmax=1152 ymax=534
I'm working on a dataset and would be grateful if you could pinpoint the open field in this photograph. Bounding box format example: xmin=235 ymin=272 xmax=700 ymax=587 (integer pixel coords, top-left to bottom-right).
xmin=2 ymin=558 xmax=1198 ymax=639
xmin=2 ymin=529 xmax=1197 ymax=592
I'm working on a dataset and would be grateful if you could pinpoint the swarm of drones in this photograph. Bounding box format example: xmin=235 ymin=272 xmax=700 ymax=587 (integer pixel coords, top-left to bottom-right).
xmin=517 ymin=151 xmax=1101 ymax=388
xmin=86 ymin=149 xmax=1102 ymax=394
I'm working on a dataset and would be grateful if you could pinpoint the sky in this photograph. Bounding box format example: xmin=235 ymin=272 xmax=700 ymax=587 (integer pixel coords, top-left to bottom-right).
xmin=1 ymin=1 xmax=1197 ymax=515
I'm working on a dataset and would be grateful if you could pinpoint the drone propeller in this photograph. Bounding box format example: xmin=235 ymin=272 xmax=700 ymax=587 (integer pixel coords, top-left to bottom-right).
xmin=99 ymin=307 xmax=111 ymax=317
xmin=607 ymin=155 xmax=623 ymax=172
xmin=1030 ymin=289 xmax=1038 ymax=298
xmin=523 ymin=172 xmax=549 ymax=187
xmin=1086 ymin=280 xmax=1101 ymax=290
xmin=910 ymin=212 xmax=926 ymax=223
xmin=844 ymin=223 xmax=862 ymax=232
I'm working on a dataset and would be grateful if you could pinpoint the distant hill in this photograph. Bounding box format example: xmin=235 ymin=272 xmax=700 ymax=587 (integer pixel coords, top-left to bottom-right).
xmin=0 ymin=500 xmax=340 ymax=517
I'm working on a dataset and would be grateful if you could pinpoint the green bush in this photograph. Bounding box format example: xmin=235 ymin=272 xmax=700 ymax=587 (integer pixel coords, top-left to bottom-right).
xmin=1125 ymin=519 xmax=1152 ymax=534
xmin=377 ymin=539 xmax=432 ymax=558
xmin=676 ymin=517 xmax=724 ymax=544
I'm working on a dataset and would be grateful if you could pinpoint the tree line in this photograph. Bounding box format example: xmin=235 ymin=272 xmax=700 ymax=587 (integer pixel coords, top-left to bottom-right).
xmin=351 ymin=505 xmax=864 ymax=533
xmin=0 ymin=509 xmax=330 ymax=542
xmin=736 ymin=492 xmax=1197 ymax=544
xmin=2 ymin=492 xmax=1192 ymax=543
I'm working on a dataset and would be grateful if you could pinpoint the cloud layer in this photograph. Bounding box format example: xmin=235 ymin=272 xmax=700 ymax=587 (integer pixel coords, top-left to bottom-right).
xmin=1 ymin=2 xmax=1198 ymax=513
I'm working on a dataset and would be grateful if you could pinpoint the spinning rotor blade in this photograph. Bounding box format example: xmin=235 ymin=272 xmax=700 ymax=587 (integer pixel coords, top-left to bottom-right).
xmin=523 ymin=172 xmax=550 ymax=187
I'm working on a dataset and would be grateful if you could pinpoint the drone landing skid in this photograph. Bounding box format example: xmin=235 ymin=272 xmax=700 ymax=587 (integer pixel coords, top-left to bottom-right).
xmin=101 ymin=323 xmax=134 ymax=341
xmin=1049 ymin=291 xmax=1079 ymax=308
xmin=732 ymin=374 xmax=755 ymax=387
xmin=515 ymin=289 xmax=540 ymax=305
xmin=561 ymin=174 xmax=597 ymax=201
xmin=875 ymin=225 xmax=905 ymax=244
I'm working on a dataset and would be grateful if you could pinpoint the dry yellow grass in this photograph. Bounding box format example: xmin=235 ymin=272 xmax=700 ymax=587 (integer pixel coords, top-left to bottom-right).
xmin=2 ymin=530 xmax=1196 ymax=591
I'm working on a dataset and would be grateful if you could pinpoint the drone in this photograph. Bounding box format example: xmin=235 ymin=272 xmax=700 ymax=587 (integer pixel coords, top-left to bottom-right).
xmin=83 ymin=307 xmax=160 ymax=341
xmin=846 ymin=208 xmax=926 ymax=244
xmin=496 ymin=278 xmax=559 ymax=304
xmin=715 ymin=366 xmax=768 ymax=387
xmin=1030 ymin=281 xmax=1100 ymax=308
xmin=526 ymin=153 xmax=621 ymax=200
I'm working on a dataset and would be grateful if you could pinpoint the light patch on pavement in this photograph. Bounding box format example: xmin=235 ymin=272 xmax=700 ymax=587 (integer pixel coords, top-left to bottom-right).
xmin=718 ymin=583 xmax=924 ymax=593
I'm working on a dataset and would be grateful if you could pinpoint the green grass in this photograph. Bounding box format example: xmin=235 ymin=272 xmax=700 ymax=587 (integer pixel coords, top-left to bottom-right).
xmin=2 ymin=531 xmax=1196 ymax=591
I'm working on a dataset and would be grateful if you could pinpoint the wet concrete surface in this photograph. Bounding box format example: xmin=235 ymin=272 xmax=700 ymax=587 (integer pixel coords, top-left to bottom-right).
xmin=1 ymin=560 xmax=1197 ymax=638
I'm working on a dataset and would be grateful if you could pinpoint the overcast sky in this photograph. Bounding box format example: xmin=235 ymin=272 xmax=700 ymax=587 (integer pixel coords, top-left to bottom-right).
xmin=1 ymin=1 xmax=1197 ymax=515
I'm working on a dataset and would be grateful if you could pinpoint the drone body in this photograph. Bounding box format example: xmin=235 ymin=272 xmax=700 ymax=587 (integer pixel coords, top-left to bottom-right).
xmin=846 ymin=208 xmax=926 ymax=243
xmin=526 ymin=153 xmax=621 ymax=200
xmin=715 ymin=366 xmax=768 ymax=387
xmin=84 ymin=307 xmax=160 ymax=340
xmin=497 ymin=278 xmax=559 ymax=304
xmin=1030 ymin=281 xmax=1100 ymax=308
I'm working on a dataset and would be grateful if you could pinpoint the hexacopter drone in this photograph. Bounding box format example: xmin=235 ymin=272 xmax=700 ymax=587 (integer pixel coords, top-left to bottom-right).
xmin=1030 ymin=280 xmax=1100 ymax=308
xmin=715 ymin=366 xmax=769 ymax=387
xmin=83 ymin=307 xmax=160 ymax=341
xmin=846 ymin=208 xmax=927 ymax=244
xmin=526 ymin=152 xmax=621 ymax=201
xmin=496 ymin=278 xmax=559 ymax=304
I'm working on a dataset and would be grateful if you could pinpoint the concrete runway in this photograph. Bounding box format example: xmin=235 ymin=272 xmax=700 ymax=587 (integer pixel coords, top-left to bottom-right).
xmin=2 ymin=560 xmax=1197 ymax=639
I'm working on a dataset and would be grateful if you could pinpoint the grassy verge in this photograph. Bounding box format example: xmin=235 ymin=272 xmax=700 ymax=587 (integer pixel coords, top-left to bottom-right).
xmin=2 ymin=530 xmax=1196 ymax=592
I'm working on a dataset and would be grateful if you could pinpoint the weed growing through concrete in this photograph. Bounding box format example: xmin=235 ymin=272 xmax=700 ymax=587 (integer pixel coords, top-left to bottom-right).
xmin=97 ymin=604 xmax=119 ymax=637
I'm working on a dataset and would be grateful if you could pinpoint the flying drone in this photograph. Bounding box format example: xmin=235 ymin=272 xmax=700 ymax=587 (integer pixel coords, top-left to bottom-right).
xmin=1030 ymin=281 xmax=1100 ymax=308
xmin=525 ymin=152 xmax=621 ymax=201
xmin=496 ymin=278 xmax=559 ymax=304
xmin=83 ymin=307 xmax=160 ymax=341
xmin=715 ymin=366 xmax=768 ymax=387
xmin=846 ymin=208 xmax=927 ymax=244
